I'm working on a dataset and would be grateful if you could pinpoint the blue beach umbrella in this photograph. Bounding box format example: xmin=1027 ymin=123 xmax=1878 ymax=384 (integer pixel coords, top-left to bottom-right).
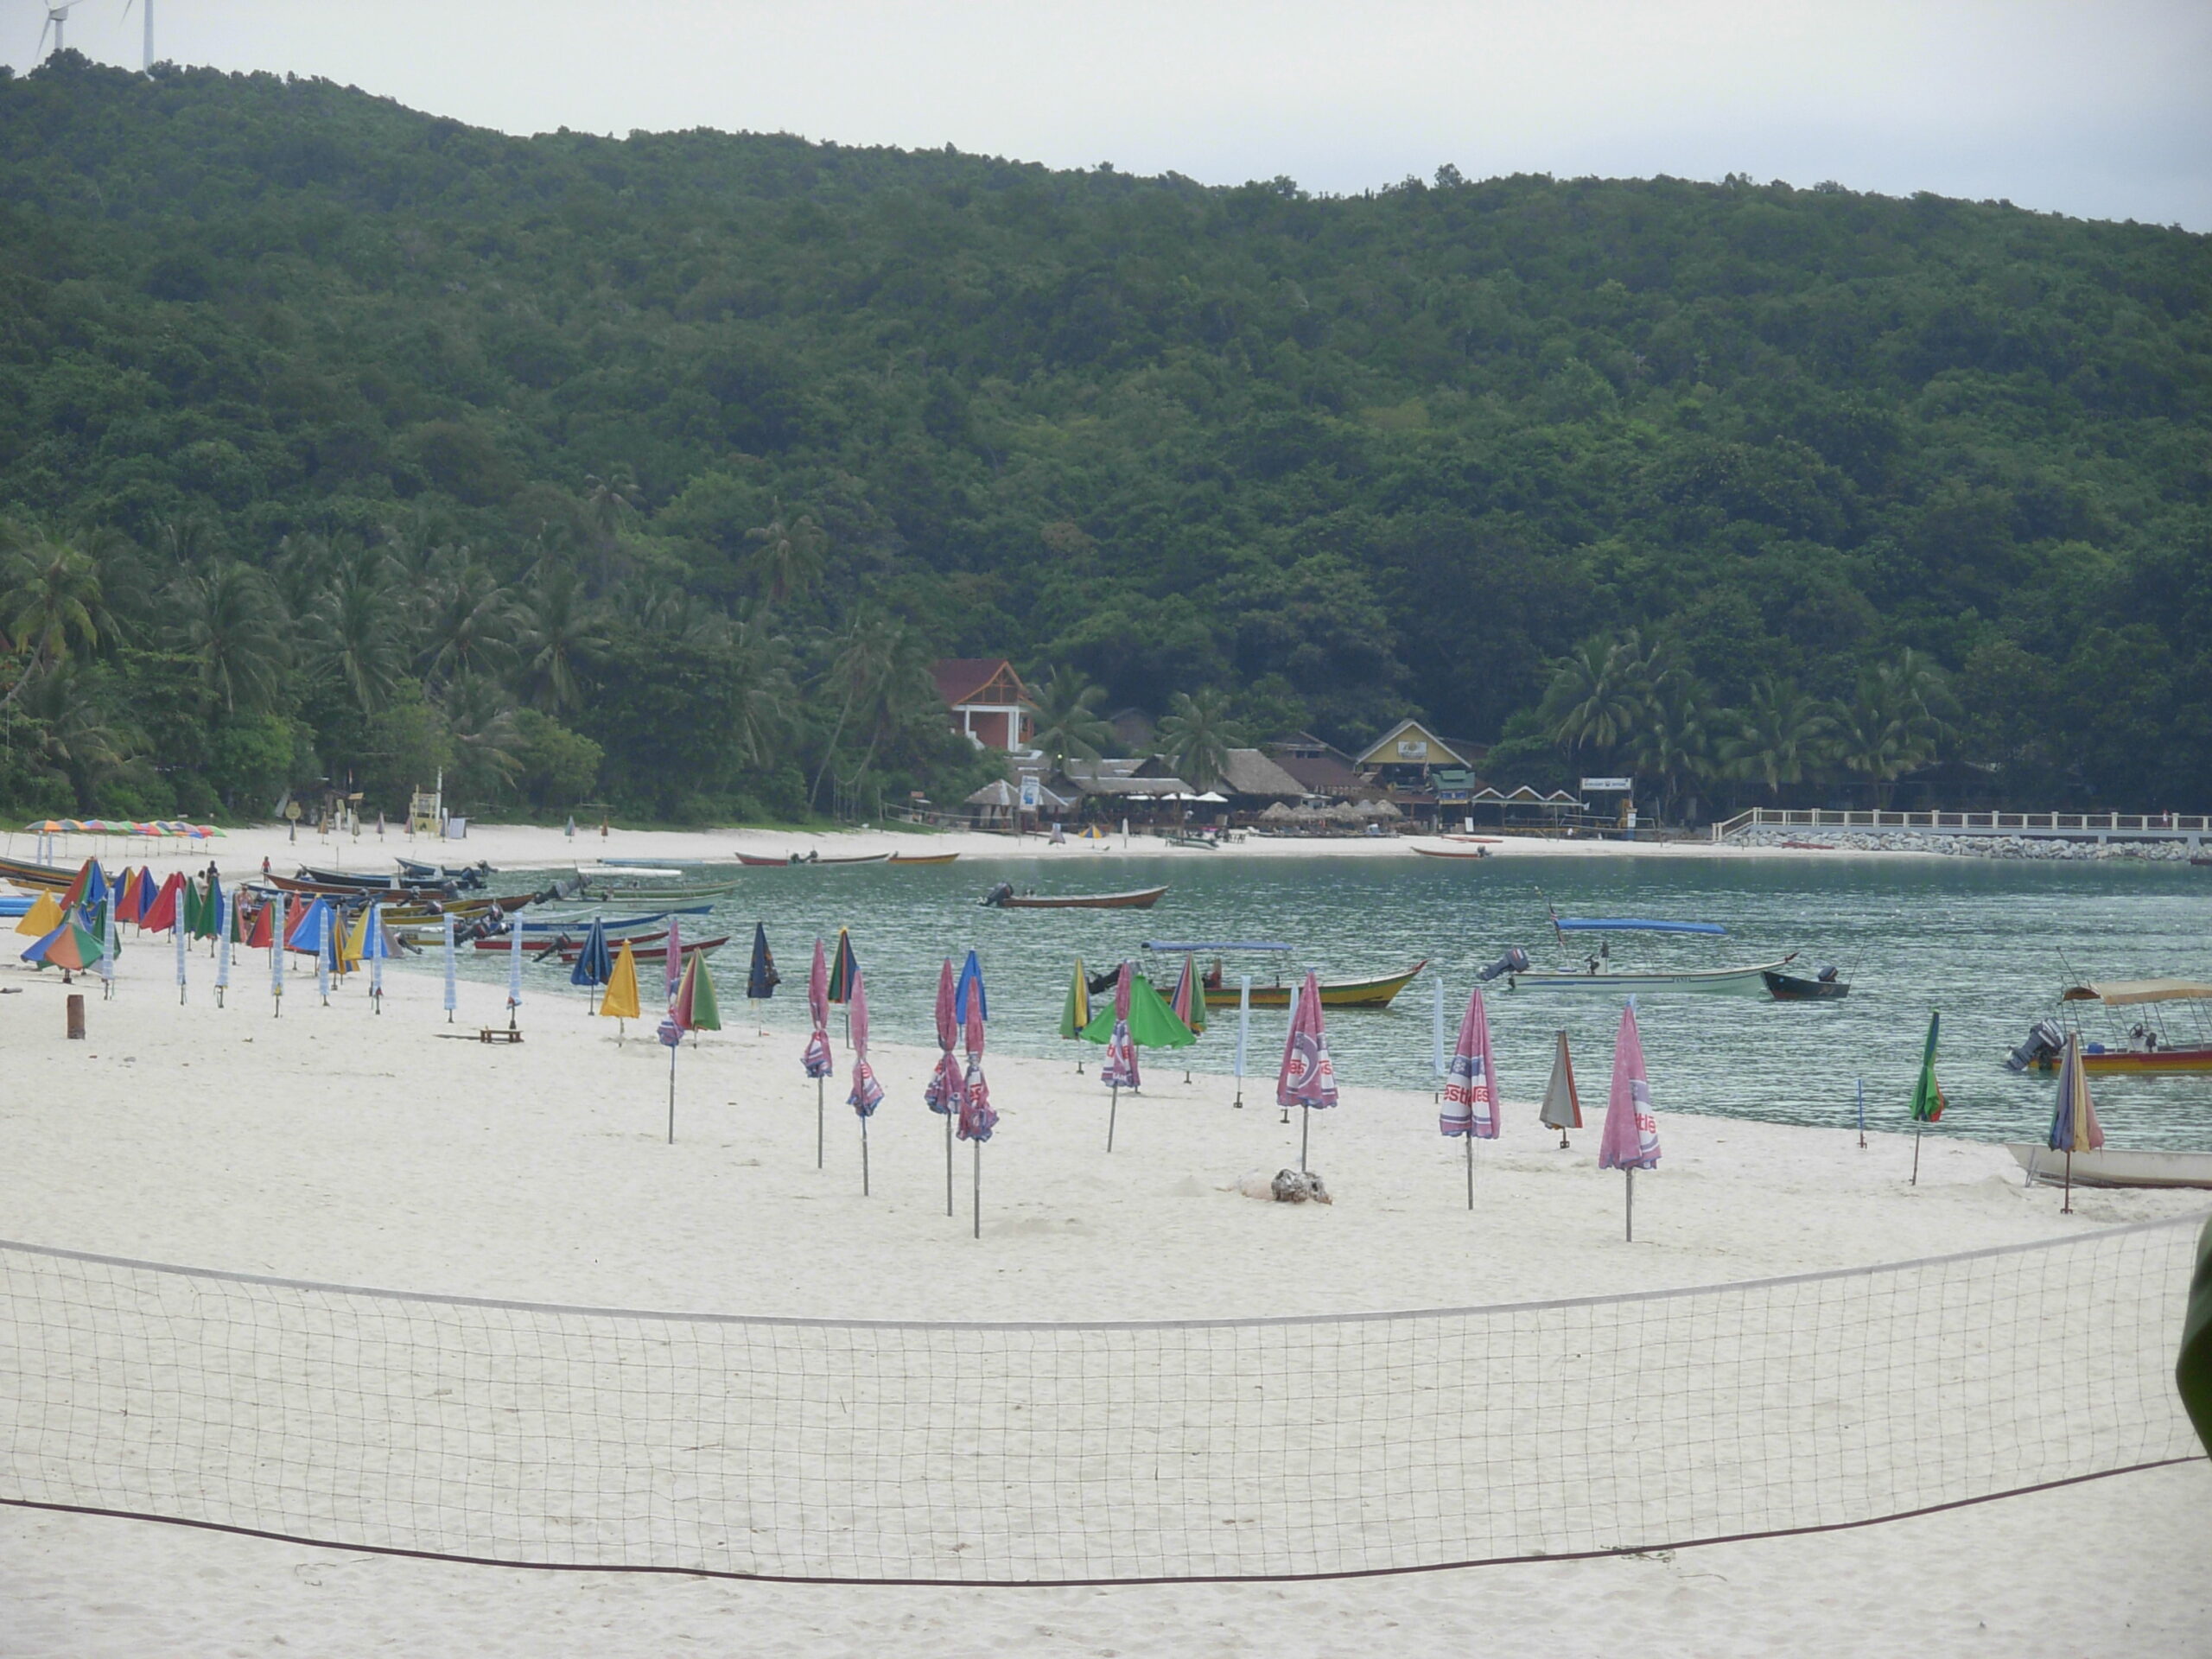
xmin=570 ymin=915 xmax=613 ymax=1012
xmin=442 ymin=911 xmax=458 ymax=1025
xmin=367 ymin=900 xmax=389 ymax=1014
xmin=955 ymin=947 xmax=988 ymax=1033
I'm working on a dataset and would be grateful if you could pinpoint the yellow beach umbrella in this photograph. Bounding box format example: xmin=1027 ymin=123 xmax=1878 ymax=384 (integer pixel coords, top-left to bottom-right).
xmin=600 ymin=939 xmax=642 ymax=1040
xmin=16 ymin=890 xmax=63 ymax=938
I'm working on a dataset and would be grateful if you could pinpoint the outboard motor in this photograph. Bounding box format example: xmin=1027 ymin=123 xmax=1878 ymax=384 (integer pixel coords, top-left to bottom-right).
xmin=1477 ymin=946 xmax=1531 ymax=983
xmin=1815 ymin=963 xmax=1840 ymax=983
xmin=979 ymin=881 xmax=1015 ymax=909
xmin=2004 ymin=1019 xmax=2066 ymax=1073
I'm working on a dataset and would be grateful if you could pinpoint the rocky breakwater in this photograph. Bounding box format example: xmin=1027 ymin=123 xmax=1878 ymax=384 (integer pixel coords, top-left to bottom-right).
xmin=1736 ymin=827 xmax=2198 ymax=861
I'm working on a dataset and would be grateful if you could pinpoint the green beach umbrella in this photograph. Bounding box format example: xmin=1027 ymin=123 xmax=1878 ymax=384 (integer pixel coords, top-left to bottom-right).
xmin=1080 ymin=972 xmax=1197 ymax=1050
xmin=1908 ymin=1010 xmax=1944 ymax=1185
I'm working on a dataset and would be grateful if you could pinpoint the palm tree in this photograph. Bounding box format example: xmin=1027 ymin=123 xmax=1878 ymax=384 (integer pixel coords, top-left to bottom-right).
xmin=0 ymin=526 xmax=114 ymax=687
xmin=1630 ymin=674 xmax=1713 ymax=823
xmin=744 ymin=498 xmax=828 ymax=607
xmin=1721 ymin=677 xmax=1834 ymax=800
xmin=1828 ymin=657 xmax=1947 ymax=807
xmin=416 ymin=557 xmax=518 ymax=689
xmin=1157 ymin=687 xmax=1244 ymax=793
xmin=513 ymin=564 xmax=606 ymax=713
xmin=15 ymin=660 xmax=135 ymax=805
xmin=169 ymin=561 xmax=286 ymax=714
xmin=1539 ymin=632 xmax=1649 ymax=764
xmin=721 ymin=613 xmax=797 ymax=769
xmin=443 ymin=673 xmax=523 ymax=802
xmin=307 ymin=547 xmax=406 ymax=715
xmin=1021 ymin=666 xmax=1112 ymax=768
xmin=810 ymin=611 xmax=904 ymax=812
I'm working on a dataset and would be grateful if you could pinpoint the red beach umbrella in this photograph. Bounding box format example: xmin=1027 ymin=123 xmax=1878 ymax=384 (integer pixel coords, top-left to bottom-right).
xmin=1277 ymin=969 xmax=1340 ymax=1173
xmin=957 ymin=976 xmax=997 ymax=1239
xmin=1599 ymin=1001 xmax=1662 ymax=1241
xmin=1440 ymin=985 xmax=1502 ymax=1210
xmin=925 ymin=957 xmax=965 ymax=1217
xmin=848 ymin=968 xmax=885 ymax=1195
xmin=802 ymin=938 xmax=836 ymax=1169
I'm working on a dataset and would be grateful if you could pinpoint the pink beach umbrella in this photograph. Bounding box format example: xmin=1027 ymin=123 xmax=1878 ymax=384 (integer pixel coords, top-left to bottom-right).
xmin=847 ymin=968 xmax=885 ymax=1195
xmin=1440 ymin=985 xmax=1502 ymax=1210
xmin=1599 ymin=1001 xmax=1662 ymax=1240
xmin=925 ymin=957 xmax=965 ymax=1217
xmin=1278 ymin=969 xmax=1340 ymax=1173
xmin=1101 ymin=961 xmax=1141 ymax=1152
xmin=802 ymin=938 xmax=836 ymax=1167
xmin=957 ymin=976 xmax=997 ymax=1238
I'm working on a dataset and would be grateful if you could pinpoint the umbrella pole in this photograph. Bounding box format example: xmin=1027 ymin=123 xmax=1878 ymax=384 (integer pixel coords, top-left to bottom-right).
xmin=2063 ymin=1148 xmax=2073 ymax=1215
xmin=1911 ymin=1122 xmax=1923 ymax=1185
xmin=1107 ymin=1084 xmax=1119 ymax=1153
xmin=1465 ymin=1133 xmax=1473 ymax=1211
xmin=1300 ymin=1102 xmax=1310 ymax=1173
xmin=668 ymin=1046 xmax=677 ymax=1144
xmin=1625 ymin=1168 xmax=1635 ymax=1243
xmin=817 ymin=1077 xmax=824 ymax=1169
xmin=945 ymin=1107 xmax=954 ymax=1218
xmin=861 ymin=1117 xmax=871 ymax=1197
xmin=973 ymin=1139 xmax=981 ymax=1240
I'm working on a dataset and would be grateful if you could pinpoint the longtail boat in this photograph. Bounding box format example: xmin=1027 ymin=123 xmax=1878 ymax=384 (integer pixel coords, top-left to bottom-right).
xmin=734 ymin=851 xmax=890 ymax=867
xmin=981 ymin=883 xmax=1168 ymax=910
xmin=1201 ymin=959 xmax=1427 ymax=1009
xmin=1763 ymin=967 xmax=1851 ymax=1001
xmin=2007 ymin=1144 xmax=2212 ymax=1189
xmin=578 ymin=880 xmax=744 ymax=903
xmin=0 ymin=854 xmax=78 ymax=891
xmin=1413 ymin=844 xmax=1491 ymax=859
xmin=887 ymin=851 xmax=959 ymax=865
xmin=472 ymin=925 xmax=677 ymax=952
xmin=1505 ymin=957 xmax=1793 ymax=994
xmin=546 ymin=933 xmax=729 ymax=964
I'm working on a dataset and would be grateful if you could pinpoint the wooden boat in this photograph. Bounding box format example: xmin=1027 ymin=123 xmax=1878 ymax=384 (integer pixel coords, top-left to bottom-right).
xmin=578 ymin=881 xmax=743 ymax=903
xmin=472 ymin=925 xmax=678 ymax=953
xmin=887 ymin=851 xmax=960 ymax=865
xmin=0 ymin=855 xmax=72 ymax=891
xmin=1202 ymin=960 xmax=1427 ymax=1010
xmin=1445 ymin=836 xmax=1503 ymax=844
xmin=546 ymin=933 xmax=729 ymax=964
xmin=981 ymin=884 xmax=1168 ymax=910
xmin=1763 ymin=967 xmax=1850 ymax=1001
xmin=734 ymin=851 xmax=890 ymax=868
xmin=2006 ymin=1144 xmax=2212 ymax=1190
xmin=1503 ymin=956 xmax=1796 ymax=994
xmin=270 ymin=874 xmax=449 ymax=901
xmin=1165 ymin=836 xmax=1217 ymax=850
xmin=1413 ymin=844 xmax=1491 ymax=859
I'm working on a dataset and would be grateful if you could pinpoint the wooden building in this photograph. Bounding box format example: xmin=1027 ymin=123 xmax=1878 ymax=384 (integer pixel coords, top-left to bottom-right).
xmin=931 ymin=658 xmax=1031 ymax=752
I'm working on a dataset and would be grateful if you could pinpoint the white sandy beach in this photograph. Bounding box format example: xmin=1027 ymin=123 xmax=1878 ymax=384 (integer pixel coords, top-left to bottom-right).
xmin=1 ymin=872 xmax=2207 ymax=1656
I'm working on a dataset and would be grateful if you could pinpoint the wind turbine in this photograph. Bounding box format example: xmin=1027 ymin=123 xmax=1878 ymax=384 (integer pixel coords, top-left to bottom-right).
xmin=121 ymin=0 xmax=152 ymax=70
xmin=37 ymin=2 xmax=82 ymax=61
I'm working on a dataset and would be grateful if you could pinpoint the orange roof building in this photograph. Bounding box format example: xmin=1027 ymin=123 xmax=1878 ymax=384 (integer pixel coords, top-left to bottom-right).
xmin=931 ymin=658 xmax=1031 ymax=752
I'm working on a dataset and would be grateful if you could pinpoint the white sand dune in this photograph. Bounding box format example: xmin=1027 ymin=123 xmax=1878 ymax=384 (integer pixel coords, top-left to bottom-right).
xmin=0 ymin=918 xmax=2205 ymax=1655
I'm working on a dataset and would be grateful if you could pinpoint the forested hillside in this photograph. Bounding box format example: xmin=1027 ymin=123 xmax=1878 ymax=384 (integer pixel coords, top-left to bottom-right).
xmin=2 ymin=52 xmax=2208 ymax=822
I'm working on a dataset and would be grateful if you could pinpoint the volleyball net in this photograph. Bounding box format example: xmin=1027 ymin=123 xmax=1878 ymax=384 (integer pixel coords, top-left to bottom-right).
xmin=0 ymin=1214 xmax=2202 ymax=1585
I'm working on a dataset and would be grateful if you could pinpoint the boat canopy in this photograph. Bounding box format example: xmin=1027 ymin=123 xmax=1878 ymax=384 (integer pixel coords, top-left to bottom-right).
xmin=2061 ymin=979 xmax=2212 ymax=1006
xmin=1141 ymin=940 xmax=1294 ymax=952
xmin=1554 ymin=918 xmax=1727 ymax=936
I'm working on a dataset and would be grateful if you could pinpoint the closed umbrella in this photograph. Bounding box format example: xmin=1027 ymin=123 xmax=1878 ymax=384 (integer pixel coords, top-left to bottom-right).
xmin=366 ymin=901 xmax=388 ymax=1014
xmin=441 ymin=909 xmax=457 ymax=1024
xmin=315 ymin=906 xmax=332 ymax=1006
xmin=507 ymin=909 xmax=525 ymax=1031
xmin=802 ymin=938 xmax=836 ymax=1167
xmin=1167 ymin=951 xmax=1206 ymax=1081
xmin=2047 ymin=1029 xmax=2104 ymax=1215
xmin=271 ymin=894 xmax=288 ymax=1016
xmin=214 ymin=887 xmax=232 ymax=1007
xmin=829 ymin=927 xmax=858 ymax=1003
xmin=1059 ymin=955 xmax=1092 ymax=1074
xmin=958 ymin=975 xmax=996 ymax=1239
xmin=570 ymin=916 xmax=613 ymax=1010
xmin=848 ymin=967 xmax=885 ymax=1194
xmin=746 ymin=922 xmax=779 ymax=1032
xmin=664 ymin=912 xmax=683 ymax=1007
xmin=925 ymin=957 xmax=964 ymax=1217
xmin=664 ymin=948 xmax=722 ymax=1142
xmin=955 ymin=947 xmax=988 ymax=1031
xmin=1100 ymin=961 xmax=1140 ymax=1151
xmin=142 ymin=871 xmax=183 ymax=934
xmin=1277 ymin=969 xmax=1340 ymax=1173
xmin=1599 ymin=1001 xmax=1662 ymax=1241
xmin=599 ymin=938 xmax=642 ymax=1041
xmin=1908 ymin=1010 xmax=1945 ymax=1185
xmin=1539 ymin=1030 xmax=1582 ymax=1148
xmin=97 ymin=893 xmax=117 ymax=1000
xmin=1440 ymin=986 xmax=1501 ymax=1208
xmin=175 ymin=899 xmax=189 ymax=1004
xmin=1083 ymin=964 xmax=1198 ymax=1152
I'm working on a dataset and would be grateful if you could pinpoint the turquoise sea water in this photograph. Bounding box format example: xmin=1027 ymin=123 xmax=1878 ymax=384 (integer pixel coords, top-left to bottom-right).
xmin=461 ymin=854 xmax=2212 ymax=1152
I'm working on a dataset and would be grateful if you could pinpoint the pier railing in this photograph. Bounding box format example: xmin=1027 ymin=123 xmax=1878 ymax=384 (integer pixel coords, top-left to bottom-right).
xmin=1712 ymin=808 xmax=2209 ymax=845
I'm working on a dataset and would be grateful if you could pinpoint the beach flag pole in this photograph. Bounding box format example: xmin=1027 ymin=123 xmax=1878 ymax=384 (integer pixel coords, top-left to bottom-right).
xmin=973 ymin=1135 xmax=981 ymax=1240
xmin=175 ymin=911 xmax=187 ymax=1005
xmin=1233 ymin=976 xmax=1249 ymax=1108
xmin=1107 ymin=1081 xmax=1119 ymax=1153
xmin=1280 ymin=982 xmax=1299 ymax=1125
xmin=817 ymin=1078 xmax=824 ymax=1168
xmin=1432 ymin=976 xmax=1445 ymax=1102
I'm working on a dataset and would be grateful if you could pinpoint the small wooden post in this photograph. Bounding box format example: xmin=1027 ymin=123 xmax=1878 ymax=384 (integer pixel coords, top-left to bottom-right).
xmin=66 ymin=995 xmax=86 ymax=1040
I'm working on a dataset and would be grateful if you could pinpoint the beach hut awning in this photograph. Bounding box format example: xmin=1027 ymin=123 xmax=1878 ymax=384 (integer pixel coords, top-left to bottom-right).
xmin=2062 ymin=979 xmax=2212 ymax=1006
xmin=1192 ymin=791 xmax=1229 ymax=804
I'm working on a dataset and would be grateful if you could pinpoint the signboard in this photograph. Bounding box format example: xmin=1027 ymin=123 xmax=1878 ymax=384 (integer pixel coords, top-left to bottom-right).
xmin=1395 ymin=739 xmax=1430 ymax=760
xmin=1580 ymin=777 xmax=1634 ymax=793
xmin=1018 ymin=777 xmax=1041 ymax=810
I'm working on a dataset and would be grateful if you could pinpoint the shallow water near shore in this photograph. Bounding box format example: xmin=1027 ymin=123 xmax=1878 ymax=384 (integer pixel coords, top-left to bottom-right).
xmin=457 ymin=852 xmax=2212 ymax=1151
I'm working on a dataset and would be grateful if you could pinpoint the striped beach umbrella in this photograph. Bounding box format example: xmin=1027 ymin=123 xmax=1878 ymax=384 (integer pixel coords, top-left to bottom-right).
xmin=848 ymin=968 xmax=885 ymax=1195
xmin=2047 ymin=1030 xmax=2105 ymax=1214
xmin=957 ymin=974 xmax=997 ymax=1238
xmin=1599 ymin=1001 xmax=1661 ymax=1241
xmin=1539 ymin=1030 xmax=1583 ymax=1148
xmin=925 ymin=957 xmax=964 ymax=1217
xmin=1440 ymin=985 xmax=1501 ymax=1209
xmin=803 ymin=937 xmax=836 ymax=1168
xmin=1278 ymin=969 xmax=1340 ymax=1173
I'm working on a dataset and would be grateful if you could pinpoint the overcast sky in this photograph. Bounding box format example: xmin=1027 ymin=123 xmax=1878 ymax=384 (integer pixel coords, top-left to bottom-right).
xmin=11 ymin=1 xmax=2210 ymax=230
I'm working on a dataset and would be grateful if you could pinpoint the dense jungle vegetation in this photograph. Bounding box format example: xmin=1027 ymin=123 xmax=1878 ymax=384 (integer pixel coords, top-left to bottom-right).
xmin=1 ymin=52 xmax=2208 ymax=823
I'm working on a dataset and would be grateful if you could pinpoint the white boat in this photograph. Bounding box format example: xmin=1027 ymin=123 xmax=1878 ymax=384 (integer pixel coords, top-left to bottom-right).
xmin=1502 ymin=957 xmax=1796 ymax=994
xmin=2006 ymin=1143 xmax=2212 ymax=1190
